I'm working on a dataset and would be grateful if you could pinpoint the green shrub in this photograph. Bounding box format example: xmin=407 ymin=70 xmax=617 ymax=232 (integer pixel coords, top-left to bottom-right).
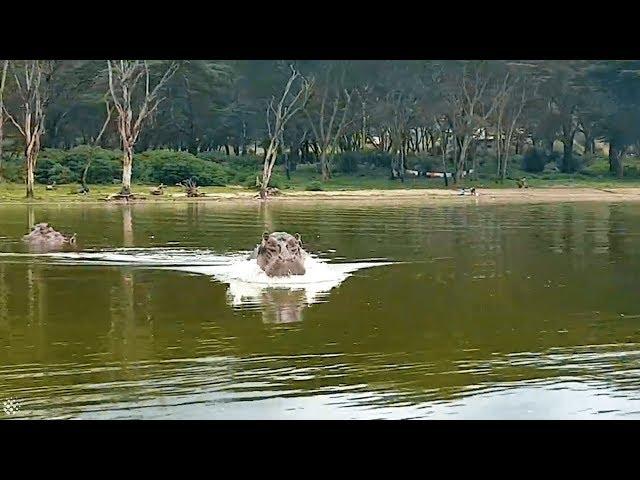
xmin=268 ymin=173 xmax=286 ymax=189
xmin=305 ymin=181 xmax=323 ymax=191
xmin=34 ymin=147 xmax=122 ymax=184
xmin=522 ymin=148 xmax=548 ymax=173
xmin=243 ymin=175 xmax=260 ymax=189
xmin=569 ymin=154 xmax=585 ymax=173
xmin=405 ymin=154 xmax=437 ymax=172
xmin=334 ymin=152 xmax=359 ymax=173
xmin=364 ymin=151 xmax=393 ymax=168
xmin=196 ymin=151 xmax=226 ymax=163
xmin=0 ymin=156 xmax=24 ymax=183
xmin=35 ymin=158 xmax=61 ymax=184
xmin=134 ymin=150 xmax=232 ymax=186
xmin=48 ymin=164 xmax=75 ymax=184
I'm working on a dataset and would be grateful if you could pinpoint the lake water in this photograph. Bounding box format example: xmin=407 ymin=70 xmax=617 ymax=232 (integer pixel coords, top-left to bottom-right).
xmin=1 ymin=200 xmax=640 ymax=419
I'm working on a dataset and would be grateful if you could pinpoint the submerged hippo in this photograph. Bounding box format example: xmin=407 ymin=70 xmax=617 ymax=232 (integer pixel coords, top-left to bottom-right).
xmin=249 ymin=232 xmax=307 ymax=277
xmin=22 ymin=223 xmax=77 ymax=251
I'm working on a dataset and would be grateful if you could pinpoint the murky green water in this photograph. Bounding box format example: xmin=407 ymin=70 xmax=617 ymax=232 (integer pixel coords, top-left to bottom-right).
xmin=1 ymin=200 xmax=640 ymax=419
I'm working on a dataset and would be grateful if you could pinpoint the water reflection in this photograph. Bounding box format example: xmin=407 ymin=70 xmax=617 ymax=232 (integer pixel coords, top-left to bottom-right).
xmin=226 ymin=286 xmax=307 ymax=324
xmin=259 ymin=289 xmax=306 ymax=325
xmin=123 ymin=206 xmax=133 ymax=247
xmin=1 ymin=201 xmax=640 ymax=419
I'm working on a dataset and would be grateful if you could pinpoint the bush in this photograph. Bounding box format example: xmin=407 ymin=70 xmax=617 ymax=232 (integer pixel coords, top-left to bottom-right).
xmin=35 ymin=157 xmax=61 ymax=184
xmin=364 ymin=151 xmax=393 ymax=169
xmin=305 ymin=181 xmax=323 ymax=191
xmin=0 ymin=155 xmax=24 ymax=183
xmin=567 ymin=154 xmax=584 ymax=173
xmin=405 ymin=154 xmax=437 ymax=172
xmin=134 ymin=150 xmax=232 ymax=186
xmin=267 ymin=173 xmax=285 ymax=189
xmin=196 ymin=151 xmax=226 ymax=163
xmin=334 ymin=152 xmax=359 ymax=173
xmin=47 ymin=164 xmax=75 ymax=184
xmin=34 ymin=147 xmax=122 ymax=185
xmin=522 ymin=148 xmax=548 ymax=173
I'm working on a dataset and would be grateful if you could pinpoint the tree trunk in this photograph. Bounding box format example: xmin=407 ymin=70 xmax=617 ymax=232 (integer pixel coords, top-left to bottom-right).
xmin=0 ymin=61 xmax=5 ymax=182
xmin=561 ymin=133 xmax=575 ymax=173
xmin=545 ymin=138 xmax=554 ymax=157
xmin=0 ymin=113 xmax=3 ymax=182
xmin=496 ymin=133 xmax=503 ymax=181
xmin=240 ymin=122 xmax=247 ymax=156
xmin=501 ymin=140 xmax=508 ymax=182
xmin=320 ymin=151 xmax=331 ymax=181
xmin=81 ymin=150 xmax=94 ymax=192
xmin=583 ymin=133 xmax=591 ymax=155
xmin=283 ymin=142 xmax=290 ymax=180
xmin=441 ymin=133 xmax=449 ymax=187
xmin=260 ymin=140 xmax=279 ymax=200
xmin=471 ymin=150 xmax=478 ymax=181
xmin=609 ymin=141 xmax=624 ymax=178
xmin=361 ymin=101 xmax=366 ymax=150
xmin=25 ymin=148 xmax=36 ymax=199
xmin=455 ymin=136 xmax=471 ymax=183
xmin=609 ymin=142 xmax=614 ymax=172
xmin=121 ymin=144 xmax=133 ymax=195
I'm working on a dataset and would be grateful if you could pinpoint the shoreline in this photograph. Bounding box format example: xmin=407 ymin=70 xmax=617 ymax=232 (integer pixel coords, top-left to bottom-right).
xmin=1 ymin=187 xmax=640 ymax=206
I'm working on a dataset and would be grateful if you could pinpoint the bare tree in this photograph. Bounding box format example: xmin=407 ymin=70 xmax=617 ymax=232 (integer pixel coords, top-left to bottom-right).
xmin=2 ymin=60 xmax=57 ymax=198
xmin=79 ymin=97 xmax=114 ymax=193
xmin=493 ymin=74 xmax=529 ymax=182
xmin=434 ymin=115 xmax=450 ymax=186
xmin=107 ymin=60 xmax=179 ymax=195
xmin=305 ymin=73 xmax=352 ymax=181
xmin=444 ymin=63 xmax=498 ymax=183
xmin=260 ymin=66 xmax=313 ymax=200
xmin=385 ymin=91 xmax=418 ymax=181
xmin=0 ymin=60 xmax=8 ymax=181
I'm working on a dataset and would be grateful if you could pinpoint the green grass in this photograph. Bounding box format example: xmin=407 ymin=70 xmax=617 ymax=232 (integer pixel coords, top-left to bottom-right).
xmin=0 ymin=183 xmax=244 ymax=203
xmin=2 ymin=156 xmax=640 ymax=204
xmin=268 ymin=162 xmax=640 ymax=192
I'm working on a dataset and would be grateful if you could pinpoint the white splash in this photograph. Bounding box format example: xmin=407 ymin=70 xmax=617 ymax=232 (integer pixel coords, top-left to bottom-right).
xmin=40 ymin=248 xmax=394 ymax=308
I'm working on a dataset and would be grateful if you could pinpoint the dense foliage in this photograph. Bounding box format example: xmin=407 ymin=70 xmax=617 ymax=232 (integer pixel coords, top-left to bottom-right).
xmin=2 ymin=60 xmax=640 ymax=189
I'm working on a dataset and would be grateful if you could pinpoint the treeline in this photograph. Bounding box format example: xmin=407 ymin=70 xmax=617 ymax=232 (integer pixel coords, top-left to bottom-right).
xmin=1 ymin=60 xmax=640 ymax=197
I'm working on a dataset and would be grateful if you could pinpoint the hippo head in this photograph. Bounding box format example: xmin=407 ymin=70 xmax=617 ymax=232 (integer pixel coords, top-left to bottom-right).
xmin=256 ymin=231 xmax=306 ymax=277
xmin=33 ymin=223 xmax=51 ymax=234
xmin=23 ymin=222 xmax=77 ymax=251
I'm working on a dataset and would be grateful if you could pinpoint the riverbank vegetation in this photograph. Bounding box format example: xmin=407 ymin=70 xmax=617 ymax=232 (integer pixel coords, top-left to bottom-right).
xmin=2 ymin=60 xmax=640 ymax=200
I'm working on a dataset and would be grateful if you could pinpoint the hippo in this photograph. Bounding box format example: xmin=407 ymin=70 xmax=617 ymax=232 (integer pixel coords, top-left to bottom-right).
xmin=248 ymin=231 xmax=307 ymax=277
xmin=22 ymin=223 xmax=77 ymax=251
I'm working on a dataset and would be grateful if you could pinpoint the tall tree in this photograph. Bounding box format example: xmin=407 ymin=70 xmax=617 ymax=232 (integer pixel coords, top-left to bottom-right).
xmin=493 ymin=73 xmax=530 ymax=182
xmin=2 ymin=60 xmax=58 ymax=198
xmin=259 ymin=65 xmax=312 ymax=199
xmin=0 ymin=60 xmax=8 ymax=181
xmin=443 ymin=61 xmax=498 ymax=182
xmin=304 ymin=65 xmax=353 ymax=181
xmin=107 ymin=60 xmax=179 ymax=195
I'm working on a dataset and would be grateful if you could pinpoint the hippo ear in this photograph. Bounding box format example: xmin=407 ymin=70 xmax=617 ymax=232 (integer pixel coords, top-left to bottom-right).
xmin=295 ymin=233 xmax=302 ymax=244
xmin=262 ymin=232 xmax=270 ymax=243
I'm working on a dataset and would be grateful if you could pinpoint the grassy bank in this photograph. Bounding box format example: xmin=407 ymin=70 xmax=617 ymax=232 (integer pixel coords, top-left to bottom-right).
xmin=3 ymin=146 xmax=640 ymax=204
xmin=2 ymin=175 xmax=640 ymax=205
